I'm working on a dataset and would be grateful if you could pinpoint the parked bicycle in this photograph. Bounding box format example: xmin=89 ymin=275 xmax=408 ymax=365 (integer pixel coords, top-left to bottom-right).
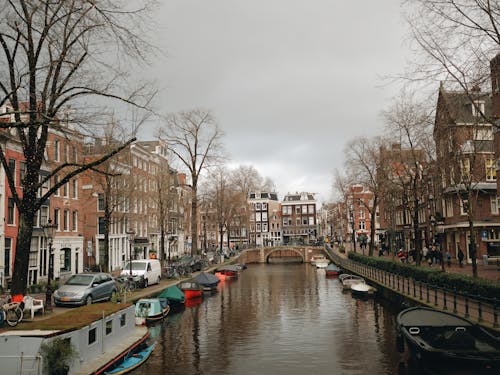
xmin=115 ymin=276 xmax=142 ymax=293
xmin=0 ymin=296 xmax=24 ymax=327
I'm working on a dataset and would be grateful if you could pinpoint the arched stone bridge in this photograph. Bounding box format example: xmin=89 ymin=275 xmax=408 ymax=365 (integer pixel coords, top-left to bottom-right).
xmin=238 ymin=246 xmax=329 ymax=264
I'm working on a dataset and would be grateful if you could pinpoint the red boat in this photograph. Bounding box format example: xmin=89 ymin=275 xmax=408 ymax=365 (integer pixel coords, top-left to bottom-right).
xmin=325 ymin=263 xmax=341 ymax=277
xmin=215 ymin=265 xmax=239 ymax=281
xmin=178 ymin=281 xmax=203 ymax=299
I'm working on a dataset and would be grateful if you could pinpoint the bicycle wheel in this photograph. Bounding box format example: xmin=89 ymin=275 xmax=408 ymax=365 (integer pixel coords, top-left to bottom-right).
xmin=5 ymin=306 xmax=23 ymax=327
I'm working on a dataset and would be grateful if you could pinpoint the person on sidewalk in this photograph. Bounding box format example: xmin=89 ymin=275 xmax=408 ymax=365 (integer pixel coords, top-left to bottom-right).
xmin=458 ymin=247 xmax=465 ymax=267
xmin=445 ymin=250 xmax=451 ymax=267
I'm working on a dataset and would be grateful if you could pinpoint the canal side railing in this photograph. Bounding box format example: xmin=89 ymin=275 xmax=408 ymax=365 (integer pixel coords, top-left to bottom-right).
xmin=325 ymin=248 xmax=499 ymax=330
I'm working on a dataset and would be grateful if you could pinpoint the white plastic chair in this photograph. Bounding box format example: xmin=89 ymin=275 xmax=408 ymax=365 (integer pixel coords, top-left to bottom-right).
xmin=23 ymin=295 xmax=45 ymax=319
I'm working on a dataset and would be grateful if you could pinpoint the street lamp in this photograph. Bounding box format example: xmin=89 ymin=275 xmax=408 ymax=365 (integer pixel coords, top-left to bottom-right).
xmin=42 ymin=218 xmax=57 ymax=311
xmin=126 ymin=229 xmax=135 ymax=278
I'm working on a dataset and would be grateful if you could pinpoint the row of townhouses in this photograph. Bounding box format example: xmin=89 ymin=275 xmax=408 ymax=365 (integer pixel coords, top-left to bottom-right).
xmin=325 ymin=53 xmax=500 ymax=264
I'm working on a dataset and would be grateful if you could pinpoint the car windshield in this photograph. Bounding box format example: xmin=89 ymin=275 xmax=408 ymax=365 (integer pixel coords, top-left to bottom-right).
xmin=66 ymin=274 xmax=94 ymax=286
xmin=123 ymin=262 xmax=147 ymax=271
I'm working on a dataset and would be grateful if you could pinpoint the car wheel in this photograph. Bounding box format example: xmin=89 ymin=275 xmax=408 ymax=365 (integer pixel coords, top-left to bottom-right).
xmin=110 ymin=289 xmax=118 ymax=301
xmin=85 ymin=295 xmax=93 ymax=305
xmin=144 ymin=278 xmax=149 ymax=288
xmin=157 ymin=276 xmax=161 ymax=285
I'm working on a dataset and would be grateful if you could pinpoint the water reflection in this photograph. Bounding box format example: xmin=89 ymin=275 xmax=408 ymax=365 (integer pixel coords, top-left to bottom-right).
xmin=134 ymin=264 xmax=408 ymax=375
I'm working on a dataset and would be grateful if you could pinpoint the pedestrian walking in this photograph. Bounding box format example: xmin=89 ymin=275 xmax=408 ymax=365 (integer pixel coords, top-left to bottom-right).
xmin=445 ymin=250 xmax=451 ymax=267
xmin=458 ymin=247 xmax=465 ymax=267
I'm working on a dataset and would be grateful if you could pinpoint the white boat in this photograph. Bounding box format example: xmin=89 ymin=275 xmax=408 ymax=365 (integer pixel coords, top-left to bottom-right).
xmin=351 ymin=282 xmax=376 ymax=297
xmin=315 ymin=259 xmax=330 ymax=269
xmin=339 ymin=274 xmax=365 ymax=290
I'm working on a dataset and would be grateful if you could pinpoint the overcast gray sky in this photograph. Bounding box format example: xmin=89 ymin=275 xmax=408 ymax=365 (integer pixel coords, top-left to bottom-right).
xmin=144 ymin=1 xmax=411 ymax=203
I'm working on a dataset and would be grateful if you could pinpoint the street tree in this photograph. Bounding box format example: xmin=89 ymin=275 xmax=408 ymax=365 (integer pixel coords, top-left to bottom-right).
xmin=344 ymin=136 xmax=384 ymax=256
xmin=382 ymin=90 xmax=434 ymax=266
xmin=159 ymin=109 xmax=225 ymax=255
xmin=404 ymin=0 xmax=499 ymax=118
xmin=0 ymin=0 xmax=155 ymax=295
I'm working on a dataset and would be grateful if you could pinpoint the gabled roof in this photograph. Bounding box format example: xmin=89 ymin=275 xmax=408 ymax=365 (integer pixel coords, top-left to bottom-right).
xmin=438 ymin=86 xmax=492 ymax=125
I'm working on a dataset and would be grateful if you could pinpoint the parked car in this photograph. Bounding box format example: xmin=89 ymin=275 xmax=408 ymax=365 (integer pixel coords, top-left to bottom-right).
xmin=120 ymin=259 xmax=162 ymax=287
xmin=53 ymin=272 xmax=117 ymax=306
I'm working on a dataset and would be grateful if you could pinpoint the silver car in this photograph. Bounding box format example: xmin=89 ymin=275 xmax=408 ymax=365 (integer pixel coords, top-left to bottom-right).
xmin=54 ymin=272 xmax=117 ymax=306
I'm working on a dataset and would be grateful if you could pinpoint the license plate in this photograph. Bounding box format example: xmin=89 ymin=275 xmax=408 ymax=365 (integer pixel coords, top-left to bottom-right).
xmin=61 ymin=297 xmax=70 ymax=302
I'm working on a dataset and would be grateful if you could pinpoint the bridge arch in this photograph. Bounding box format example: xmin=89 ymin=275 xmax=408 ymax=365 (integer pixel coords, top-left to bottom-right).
xmin=265 ymin=247 xmax=304 ymax=263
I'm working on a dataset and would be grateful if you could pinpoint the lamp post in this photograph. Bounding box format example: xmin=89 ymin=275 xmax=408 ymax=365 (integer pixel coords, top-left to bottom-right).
xmin=42 ymin=218 xmax=57 ymax=311
xmin=126 ymin=229 xmax=135 ymax=278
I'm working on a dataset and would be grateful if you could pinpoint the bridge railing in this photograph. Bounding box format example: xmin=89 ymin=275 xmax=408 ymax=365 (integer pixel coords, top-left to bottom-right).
xmin=325 ymin=246 xmax=498 ymax=329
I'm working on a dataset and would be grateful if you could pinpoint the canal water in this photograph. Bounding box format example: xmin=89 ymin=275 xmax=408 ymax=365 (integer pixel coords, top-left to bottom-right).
xmin=135 ymin=263 xmax=408 ymax=375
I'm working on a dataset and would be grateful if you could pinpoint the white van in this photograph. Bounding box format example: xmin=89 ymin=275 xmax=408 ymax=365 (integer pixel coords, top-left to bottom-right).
xmin=120 ymin=259 xmax=162 ymax=287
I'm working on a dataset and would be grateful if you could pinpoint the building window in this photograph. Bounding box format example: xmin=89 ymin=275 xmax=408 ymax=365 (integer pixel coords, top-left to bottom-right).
xmin=461 ymin=158 xmax=470 ymax=180
xmin=446 ymin=198 xmax=453 ymax=217
xmin=4 ymin=238 xmax=11 ymax=276
xmin=64 ymin=143 xmax=69 ymax=162
xmin=63 ymin=182 xmax=68 ymax=197
xmin=72 ymin=211 xmax=78 ymax=231
xmin=303 ymin=217 xmax=307 ymax=225
xmin=60 ymin=248 xmax=71 ymax=272
xmin=486 ymin=158 xmax=496 ymax=181
xmin=491 ymin=196 xmax=499 ymax=215
xmin=460 ymin=199 xmax=469 ymax=216
xmin=72 ymin=179 xmax=78 ymax=198
xmin=308 ymin=205 xmax=315 ymax=214
xmin=54 ymin=208 xmax=60 ymax=230
xmin=8 ymin=159 xmax=16 ymax=186
xmin=106 ymin=320 xmax=113 ymax=335
xmin=20 ymin=161 xmax=26 ymax=188
xmin=359 ymin=221 xmax=366 ymax=230
xmin=98 ymin=193 xmax=105 ymax=211
xmin=120 ymin=313 xmax=126 ymax=327
xmin=72 ymin=145 xmax=78 ymax=163
xmin=98 ymin=217 xmax=105 ymax=234
xmin=255 ymin=203 xmax=261 ymax=210
xmin=309 ymin=216 xmax=315 ymax=226
xmin=88 ymin=327 xmax=96 ymax=345
xmin=7 ymin=198 xmax=15 ymax=225
xmin=63 ymin=209 xmax=69 ymax=231
xmin=54 ymin=140 xmax=60 ymax=161
xmin=54 ymin=175 xmax=60 ymax=196
xmin=295 ymin=206 xmax=301 ymax=214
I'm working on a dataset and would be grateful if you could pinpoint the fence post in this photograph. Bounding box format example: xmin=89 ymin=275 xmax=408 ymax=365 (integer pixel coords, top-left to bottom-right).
xmin=419 ymin=281 xmax=423 ymax=300
xmin=443 ymin=289 xmax=447 ymax=310
xmin=407 ymin=277 xmax=410 ymax=295
xmin=477 ymin=296 xmax=482 ymax=323
xmin=426 ymin=284 xmax=430 ymax=303
xmin=413 ymin=279 xmax=416 ymax=298
xmin=434 ymin=286 xmax=438 ymax=306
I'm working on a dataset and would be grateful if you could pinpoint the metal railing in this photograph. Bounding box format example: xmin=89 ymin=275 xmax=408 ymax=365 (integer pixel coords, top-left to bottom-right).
xmin=325 ymin=247 xmax=498 ymax=329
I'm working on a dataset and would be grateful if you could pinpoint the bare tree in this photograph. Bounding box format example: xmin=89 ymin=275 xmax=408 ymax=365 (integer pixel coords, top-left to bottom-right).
xmin=159 ymin=109 xmax=225 ymax=255
xmin=404 ymin=0 xmax=499 ymax=116
xmin=382 ymin=91 xmax=434 ymax=266
xmin=0 ymin=0 xmax=155 ymax=295
xmin=344 ymin=137 xmax=384 ymax=256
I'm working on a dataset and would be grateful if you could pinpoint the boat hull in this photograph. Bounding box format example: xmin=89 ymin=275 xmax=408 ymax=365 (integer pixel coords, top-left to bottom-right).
xmin=397 ymin=307 xmax=500 ymax=373
xmin=104 ymin=342 xmax=156 ymax=375
xmin=183 ymin=289 xmax=203 ymax=299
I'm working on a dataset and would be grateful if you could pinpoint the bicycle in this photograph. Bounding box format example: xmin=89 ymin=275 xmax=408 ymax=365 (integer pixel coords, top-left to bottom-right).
xmin=0 ymin=296 xmax=24 ymax=327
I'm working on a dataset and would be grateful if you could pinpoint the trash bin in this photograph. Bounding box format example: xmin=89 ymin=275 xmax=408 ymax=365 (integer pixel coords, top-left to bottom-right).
xmin=482 ymin=254 xmax=488 ymax=266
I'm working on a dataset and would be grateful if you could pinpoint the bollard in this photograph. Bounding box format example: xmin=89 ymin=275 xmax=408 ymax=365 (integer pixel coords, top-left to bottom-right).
xmin=434 ymin=286 xmax=438 ymax=306
xmin=465 ymin=295 xmax=470 ymax=319
xmin=413 ymin=279 xmax=416 ymax=298
xmin=443 ymin=290 xmax=447 ymax=310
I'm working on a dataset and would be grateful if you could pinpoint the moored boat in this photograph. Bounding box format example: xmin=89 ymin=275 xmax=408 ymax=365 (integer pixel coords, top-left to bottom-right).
xmin=104 ymin=341 xmax=156 ymax=375
xmin=315 ymin=258 xmax=330 ymax=269
xmin=325 ymin=263 xmax=341 ymax=277
xmin=135 ymin=298 xmax=170 ymax=325
xmin=397 ymin=306 xmax=500 ymax=374
xmin=158 ymin=285 xmax=185 ymax=307
xmin=350 ymin=282 xmax=376 ymax=297
xmin=338 ymin=274 xmax=365 ymax=290
xmin=178 ymin=281 xmax=204 ymax=299
xmin=194 ymin=272 xmax=220 ymax=292
xmin=215 ymin=265 xmax=239 ymax=281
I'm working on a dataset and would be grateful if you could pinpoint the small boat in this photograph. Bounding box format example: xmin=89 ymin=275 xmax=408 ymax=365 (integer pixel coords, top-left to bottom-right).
xmin=104 ymin=341 xmax=156 ymax=374
xmin=397 ymin=307 xmax=500 ymax=373
xmin=325 ymin=263 xmax=341 ymax=277
xmin=215 ymin=265 xmax=239 ymax=281
xmin=158 ymin=285 xmax=185 ymax=306
xmin=315 ymin=257 xmax=330 ymax=269
xmin=178 ymin=281 xmax=203 ymax=299
xmin=194 ymin=272 xmax=220 ymax=292
xmin=339 ymin=274 xmax=365 ymax=290
xmin=310 ymin=254 xmax=327 ymax=267
xmin=350 ymin=282 xmax=376 ymax=297
xmin=135 ymin=298 xmax=170 ymax=325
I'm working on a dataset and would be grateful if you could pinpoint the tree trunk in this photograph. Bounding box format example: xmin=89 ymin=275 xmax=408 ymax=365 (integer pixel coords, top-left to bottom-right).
xmin=468 ymin=218 xmax=478 ymax=278
xmin=11 ymin=212 xmax=36 ymax=295
xmin=191 ymin=185 xmax=198 ymax=255
xmin=369 ymin=196 xmax=378 ymax=256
